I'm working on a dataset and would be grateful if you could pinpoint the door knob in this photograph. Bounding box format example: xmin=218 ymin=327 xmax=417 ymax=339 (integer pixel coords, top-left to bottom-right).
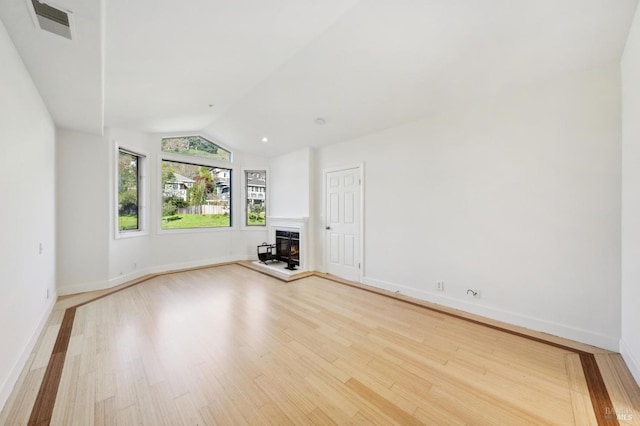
xmin=325 ymin=226 xmax=331 ymax=230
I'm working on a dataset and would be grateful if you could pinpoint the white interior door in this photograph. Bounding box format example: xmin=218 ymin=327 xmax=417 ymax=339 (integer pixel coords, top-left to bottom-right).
xmin=326 ymin=167 xmax=361 ymax=281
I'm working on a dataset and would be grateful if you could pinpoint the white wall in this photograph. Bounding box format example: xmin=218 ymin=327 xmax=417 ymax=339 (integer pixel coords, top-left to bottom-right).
xmin=56 ymin=128 xmax=110 ymax=294
xmin=269 ymin=147 xmax=312 ymax=218
xmin=621 ymin=3 xmax=640 ymax=386
xmin=0 ymin=21 xmax=56 ymax=409
xmin=316 ymin=64 xmax=622 ymax=350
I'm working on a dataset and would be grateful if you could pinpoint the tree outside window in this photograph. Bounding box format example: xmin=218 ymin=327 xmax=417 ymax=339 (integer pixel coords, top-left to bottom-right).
xmin=118 ymin=151 xmax=140 ymax=231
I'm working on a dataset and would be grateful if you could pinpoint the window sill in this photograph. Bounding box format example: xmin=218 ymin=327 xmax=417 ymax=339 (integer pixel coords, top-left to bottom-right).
xmin=156 ymin=226 xmax=235 ymax=236
xmin=115 ymin=230 xmax=149 ymax=240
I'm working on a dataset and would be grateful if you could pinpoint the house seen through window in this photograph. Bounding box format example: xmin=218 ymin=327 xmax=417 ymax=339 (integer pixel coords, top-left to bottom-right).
xmin=161 ymin=161 xmax=232 ymax=229
xmin=246 ymin=170 xmax=266 ymax=226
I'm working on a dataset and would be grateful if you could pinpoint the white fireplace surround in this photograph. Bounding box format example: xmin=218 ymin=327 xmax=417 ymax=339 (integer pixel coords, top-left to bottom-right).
xmin=267 ymin=217 xmax=308 ymax=272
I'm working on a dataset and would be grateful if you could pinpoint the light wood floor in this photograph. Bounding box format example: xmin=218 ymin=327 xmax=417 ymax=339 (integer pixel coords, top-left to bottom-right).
xmin=2 ymin=264 xmax=639 ymax=425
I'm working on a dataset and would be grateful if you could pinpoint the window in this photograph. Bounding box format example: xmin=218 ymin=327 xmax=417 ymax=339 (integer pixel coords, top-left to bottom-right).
xmin=162 ymin=160 xmax=232 ymax=229
xmin=118 ymin=150 xmax=141 ymax=232
xmin=246 ymin=170 xmax=266 ymax=226
xmin=160 ymin=135 xmax=233 ymax=230
xmin=161 ymin=135 xmax=231 ymax=162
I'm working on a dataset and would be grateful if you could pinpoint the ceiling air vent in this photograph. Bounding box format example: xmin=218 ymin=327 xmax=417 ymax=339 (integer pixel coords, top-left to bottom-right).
xmin=29 ymin=0 xmax=72 ymax=40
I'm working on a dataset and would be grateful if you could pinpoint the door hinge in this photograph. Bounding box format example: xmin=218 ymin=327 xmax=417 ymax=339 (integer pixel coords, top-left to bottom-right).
xmin=358 ymin=263 xmax=361 ymax=269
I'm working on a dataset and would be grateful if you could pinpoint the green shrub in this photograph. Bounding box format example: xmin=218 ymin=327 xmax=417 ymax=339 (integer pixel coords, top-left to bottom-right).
xmin=162 ymin=201 xmax=177 ymax=216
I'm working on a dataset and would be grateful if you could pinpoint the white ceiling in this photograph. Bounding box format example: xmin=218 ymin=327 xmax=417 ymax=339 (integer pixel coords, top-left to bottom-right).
xmin=1 ymin=0 xmax=638 ymax=157
xmin=0 ymin=0 xmax=103 ymax=134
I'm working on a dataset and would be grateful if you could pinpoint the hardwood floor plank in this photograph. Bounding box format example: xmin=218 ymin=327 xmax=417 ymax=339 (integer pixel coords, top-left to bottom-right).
xmin=49 ymin=354 xmax=81 ymax=425
xmin=581 ymin=353 xmax=619 ymax=426
xmin=72 ymin=371 xmax=96 ymax=425
xmin=254 ymin=374 xmax=315 ymax=425
xmin=0 ymin=366 xmax=44 ymax=426
xmin=306 ymin=406 xmax=339 ymax=425
xmin=94 ymin=396 xmax=116 ymax=426
xmin=288 ymin=340 xmax=351 ymax=383
xmin=31 ymin=324 xmax=62 ymax=371
xmin=258 ymin=401 xmax=296 ymax=425
xmin=174 ymin=392 xmax=206 ymax=426
xmin=566 ymin=353 xmax=599 ymax=426
xmin=304 ymin=373 xmax=360 ymax=421
xmin=114 ymin=361 xmax=137 ymax=411
xmin=345 ymin=378 xmax=423 ymax=425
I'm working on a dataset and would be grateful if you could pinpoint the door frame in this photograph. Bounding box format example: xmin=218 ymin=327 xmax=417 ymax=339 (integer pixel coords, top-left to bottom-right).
xmin=322 ymin=163 xmax=365 ymax=283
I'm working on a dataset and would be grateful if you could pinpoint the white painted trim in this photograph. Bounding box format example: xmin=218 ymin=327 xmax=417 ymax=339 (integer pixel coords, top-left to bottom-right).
xmin=620 ymin=339 xmax=640 ymax=387
xmin=146 ymin=255 xmax=253 ymax=275
xmin=58 ymin=278 xmax=110 ymax=297
xmin=159 ymin=151 xmax=233 ymax=170
xmin=0 ymin=295 xmax=57 ymax=412
xmin=57 ymin=255 xmax=256 ymax=296
xmin=322 ymin=164 xmax=364 ymax=282
xmin=362 ymin=275 xmax=619 ymax=351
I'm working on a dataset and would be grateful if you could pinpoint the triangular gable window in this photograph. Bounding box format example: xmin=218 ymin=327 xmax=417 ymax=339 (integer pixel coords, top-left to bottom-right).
xmin=161 ymin=136 xmax=231 ymax=162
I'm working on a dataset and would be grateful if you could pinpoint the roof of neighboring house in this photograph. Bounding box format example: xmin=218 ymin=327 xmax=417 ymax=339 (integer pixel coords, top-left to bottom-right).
xmin=247 ymin=176 xmax=265 ymax=187
xmin=169 ymin=173 xmax=195 ymax=184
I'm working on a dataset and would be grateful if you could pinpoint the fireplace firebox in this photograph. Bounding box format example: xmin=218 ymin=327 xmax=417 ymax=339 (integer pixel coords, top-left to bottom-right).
xmin=275 ymin=230 xmax=299 ymax=270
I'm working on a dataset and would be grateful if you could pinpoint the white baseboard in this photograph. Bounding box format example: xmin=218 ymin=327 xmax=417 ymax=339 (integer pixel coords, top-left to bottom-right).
xmin=620 ymin=339 xmax=640 ymax=387
xmin=145 ymin=255 xmax=252 ymax=276
xmin=362 ymin=276 xmax=619 ymax=351
xmin=57 ymin=277 xmax=112 ymax=296
xmin=0 ymin=295 xmax=56 ymax=412
xmin=57 ymin=255 xmax=256 ymax=296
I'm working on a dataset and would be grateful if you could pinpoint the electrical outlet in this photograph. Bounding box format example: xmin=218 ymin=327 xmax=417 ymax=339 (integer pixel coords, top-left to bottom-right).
xmin=436 ymin=281 xmax=444 ymax=291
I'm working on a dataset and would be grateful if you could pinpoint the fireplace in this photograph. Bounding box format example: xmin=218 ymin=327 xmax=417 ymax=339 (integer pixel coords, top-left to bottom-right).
xmin=264 ymin=217 xmax=308 ymax=273
xmin=276 ymin=230 xmax=299 ymax=270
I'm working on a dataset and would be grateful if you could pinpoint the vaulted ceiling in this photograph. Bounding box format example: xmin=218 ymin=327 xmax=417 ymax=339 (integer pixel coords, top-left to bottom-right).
xmin=1 ymin=0 xmax=638 ymax=157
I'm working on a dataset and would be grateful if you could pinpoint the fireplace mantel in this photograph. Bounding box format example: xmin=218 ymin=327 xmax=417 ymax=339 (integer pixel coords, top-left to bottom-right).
xmin=267 ymin=217 xmax=308 ymax=226
xmin=267 ymin=217 xmax=308 ymax=271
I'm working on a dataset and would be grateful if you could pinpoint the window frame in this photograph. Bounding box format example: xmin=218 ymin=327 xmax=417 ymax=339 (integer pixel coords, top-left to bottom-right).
xmin=158 ymin=151 xmax=235 ymax=234
xmin=244 ymin=169 xmax=267 ymax=227
xmin=115 ymin=146 xmax=147 ymax=238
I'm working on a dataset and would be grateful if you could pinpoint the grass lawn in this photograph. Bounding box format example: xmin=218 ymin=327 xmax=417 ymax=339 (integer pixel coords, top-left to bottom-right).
xmin=247 ymin=213 xmax=266 ymax=226
xmin=119 ymin=215 xmax=138 ymax=231
xmin=162 ymin=214 xmax=230 ymax=229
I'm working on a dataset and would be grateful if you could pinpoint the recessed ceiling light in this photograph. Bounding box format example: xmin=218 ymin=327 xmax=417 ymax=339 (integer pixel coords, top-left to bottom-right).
xmin=261 ymin=137 xmax=268 ymax=143
xmin=315 ymin=117 xmax=326 ymax=125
